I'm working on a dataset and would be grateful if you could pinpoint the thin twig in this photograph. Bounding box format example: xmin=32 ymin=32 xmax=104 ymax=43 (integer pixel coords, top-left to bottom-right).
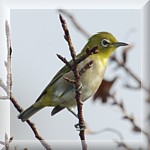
xmin=109 ymin=93 xmax=148 ymax=149
xmin=0 ymin=20 xmax=52 ymax=150
xmin=86 ymin=127 xmax=124 ymax=141
xmin=0 ymin=133 xmax=13 ymax=150
xmin=56 ymin=54 xmax=73 ymax=70
xmin=0 ymin=95 xmax=9 ymax=100
xmin=10 ymin=97 xmax=51 ymax=150
xmin=110 ymin=93 xmax=141 ymax=133
xmin=111 ymin=55 xmax=149 ymax=93
xmin=58 ymin=10 xmax=150 ymax=150
xmin=59 ymin=14 xmax=76 ymax=60
xmin=59 ymin=14 xmax=87 ymax=150
xmin=116 ymin=141 xmax=133 ymax=150
xmin=57 ymin=46 xmax=98 ymax=70
xmin=63 ymin=76 xmax=76 ymax=84
xmin=58 ymin=9 xmax=90 ymax=39
xmin=79 ymin=60 xmax=93 ymax=76
xmin=0 ymin=79 xmax=8 ymax=93
xmin=5 ymin=21 xmax=12 ymax=98
xmin=123 ymin=83 xmax=141 ymax=90
xmin=76 ymin=47 xmax=98 ymax=64
xmin=58 ymin=10 xmax=148 ymax=94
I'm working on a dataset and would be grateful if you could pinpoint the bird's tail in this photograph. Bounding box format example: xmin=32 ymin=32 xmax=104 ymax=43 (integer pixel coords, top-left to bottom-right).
xmin=18 ymin=104 xmax=43 ymax=122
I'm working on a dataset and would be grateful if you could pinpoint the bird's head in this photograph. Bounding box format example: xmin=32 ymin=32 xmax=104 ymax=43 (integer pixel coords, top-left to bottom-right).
xmin=83 ymin=32 xmax=128 ymax=59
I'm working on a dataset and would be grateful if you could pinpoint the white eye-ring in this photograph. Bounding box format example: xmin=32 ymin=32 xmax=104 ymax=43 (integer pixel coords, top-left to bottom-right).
xmin=101 ymin=39 xmax=110 ymax=47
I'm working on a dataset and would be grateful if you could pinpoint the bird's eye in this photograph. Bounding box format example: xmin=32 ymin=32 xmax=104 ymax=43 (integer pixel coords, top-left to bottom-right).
xmin=101 ymin=39 xmax=110 ymax=47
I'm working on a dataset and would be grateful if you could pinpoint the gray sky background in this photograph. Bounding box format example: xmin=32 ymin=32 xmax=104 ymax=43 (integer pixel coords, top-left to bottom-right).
xmin=10 ymin=9 xmax=141 ymax=144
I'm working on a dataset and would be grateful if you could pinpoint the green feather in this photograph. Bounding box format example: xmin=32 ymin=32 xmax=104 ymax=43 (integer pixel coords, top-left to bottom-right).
xmin=18 ymin=31 xmax=128 ymax=121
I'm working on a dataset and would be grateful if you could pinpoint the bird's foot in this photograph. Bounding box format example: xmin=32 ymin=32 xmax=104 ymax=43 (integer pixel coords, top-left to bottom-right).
xmin=74 ymin=122 xmax=86 ymax=131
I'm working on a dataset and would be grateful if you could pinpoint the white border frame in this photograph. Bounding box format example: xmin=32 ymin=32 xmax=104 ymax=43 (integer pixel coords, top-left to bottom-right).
xmin=0 ymin=0 xmax=149 ymax=149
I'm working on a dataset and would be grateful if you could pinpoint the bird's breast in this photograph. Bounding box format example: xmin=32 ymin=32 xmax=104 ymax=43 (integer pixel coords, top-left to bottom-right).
xmin=49 ymin=57 xmax=107 ymax=107
xmin=80 ymin=57 xmax=106 ymax=101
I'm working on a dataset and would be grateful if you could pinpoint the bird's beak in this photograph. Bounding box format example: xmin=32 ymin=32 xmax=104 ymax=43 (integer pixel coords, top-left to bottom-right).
xmin=113 ymin=42 xmax=128 ymax=47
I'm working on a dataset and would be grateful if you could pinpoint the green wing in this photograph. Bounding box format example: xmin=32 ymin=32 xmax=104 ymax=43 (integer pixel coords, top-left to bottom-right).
xmin=35 ymin=52 xmax=84 ymax=102
xmin=49 ymin=64 xmax=70 ymax=86
xmin=35 ymin=63 xmax=71 ymax=102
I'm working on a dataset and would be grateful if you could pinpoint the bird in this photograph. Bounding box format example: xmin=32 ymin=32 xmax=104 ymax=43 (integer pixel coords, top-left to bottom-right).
xmin=18 ymin=32 xmax=128 ymax=122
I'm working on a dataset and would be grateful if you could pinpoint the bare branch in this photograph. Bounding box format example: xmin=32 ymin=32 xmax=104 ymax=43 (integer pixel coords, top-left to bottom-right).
xmin=0 ymin=133 xmax=13 ymax=150
xmin=86 ymin=127 xmax=124 ymax=141
xmin=79 ymin=60 xmax=93 ymax=76
xmin=59 ymin=14 xmax=76 ymax=61
xmin=5 ymin=21 xmax=12 ymax=98
xmin=0 ymin=79 xmax=8 ymax=93
xmin=56 ymin=54 xmax=72 ymax=70
xmin=116 ymin=141 xmax=133 ymax=150
xmin=0 ymin=21 xmax=52 ymax=150
xmin=123 ymin=83 xmax=141 ymax=90
xmin=59 ymin=14 xmax=87 ymax=150
xmin=63 ymin=76 xmax=76 ymax=84
xmin=0 ymin=95 xmax=9 ymax=100
xmin=76 ymin=46 xmax=98 ymax=64
xmin=111 ymin=55 xmax=149 ymax=93
xmin=57 ymin=10 xmax=150 ymax=150
xmin=58 ymin=9 xmax=90 ymax=39
xmin=10 ymin=96 xmax=53 ymax=150
xmin=110 ymin=94 xmax=141 ymax=133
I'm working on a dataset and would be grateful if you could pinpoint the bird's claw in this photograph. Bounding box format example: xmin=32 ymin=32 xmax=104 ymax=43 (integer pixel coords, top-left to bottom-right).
xmin=74 ymin=123 xmax=86 ymax=131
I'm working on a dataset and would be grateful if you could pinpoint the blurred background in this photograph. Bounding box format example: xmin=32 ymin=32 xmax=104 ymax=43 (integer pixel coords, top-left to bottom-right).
xmin=9 ymin=9 xmax=143 ymax=149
